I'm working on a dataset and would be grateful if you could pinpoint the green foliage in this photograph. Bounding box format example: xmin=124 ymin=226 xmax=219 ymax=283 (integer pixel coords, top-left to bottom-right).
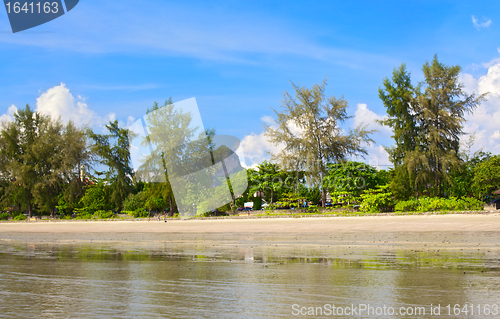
xmin=248 ymin=161 xmax=288 ymax=205
xmin=380 ymin=57 xmax=486 ymax=198
xmin=252 ymin=196 xmax=262 ymax=210
xmin=306 ymin=205 xmax=320 ymax=213
xmin=297 ymin=184 xmax=321 ymax=204
xmin=95 ymin=210 xmax=115 ymax=219
xmin=472 ymin=155 xmax=500 ymax=198
xmin=394 ymin=200 xmax=419 ymax=212
xmin=123 ymin=192 xmax=146 ymax=212
xmin=395 ymin=197 xmax=483 ymax=212
xmin=445 ymin=150 xmax=491 ymax=198
xmin=271 ymin=191 xmax=303 ymax=209
xmin=324 ymin=161 xmax=389 ymax=198
xmin=145 ymin=196 xmax=165 ymax=212
xmin=330 ymin=191 xmax=361 ymax=206
xmin=56 ymin=194 xmax=71 ymax=215
xmin=13 ymin=214 xmax=26 ymax=221
xmin=75 ymin=180 xmax=112 ymax=215
xmin=265 ymin=78 xmax=374 ymax=206
xmin=0 ymin=212 xmax=9 ymax=220
xmin=359 ymin=186 xmax=393 ymax=213
xmin=124 ymin=210 xmax=149 ymax=218
xmin=0 ymin=105 xmax=89 ymax=216
xmin=88 ymin=120 xmax=134 ymax=210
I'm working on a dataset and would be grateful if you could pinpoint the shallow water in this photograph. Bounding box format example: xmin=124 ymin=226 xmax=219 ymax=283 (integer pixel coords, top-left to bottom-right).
xmin=1 ymin=242 xmax=500 ymax=318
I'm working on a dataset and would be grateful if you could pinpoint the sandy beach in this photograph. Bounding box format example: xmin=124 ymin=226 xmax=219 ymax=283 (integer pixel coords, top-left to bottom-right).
xmin=1 ymin=214 xmax=500 ymax=255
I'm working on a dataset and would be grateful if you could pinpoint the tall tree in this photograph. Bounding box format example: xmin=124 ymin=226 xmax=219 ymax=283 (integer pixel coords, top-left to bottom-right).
xmin=265 ymin=79 xmax=374 ymax=207
xmin=378 ymin=64 xmax=418 ymax=166
xmin=378 ymin=64 xmax=419 ymax=198
xmin=0 ymin=106 xmax=48 ymax=216
xmin=136 ymin=99 xmax=197 ymax=215
xmin=88 ymin=120 xmax=134 ymax=210
xmin=0 ymin=105 xmax=89 ymax=216
xmin=417 ymin=56 xmax=485 ymax=196
xmin=380 ymin=56 xmax=486 ymax=198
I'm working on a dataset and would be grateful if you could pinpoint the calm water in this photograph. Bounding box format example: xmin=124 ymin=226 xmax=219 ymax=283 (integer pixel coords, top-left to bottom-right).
xmin=1 ymin=243 xmax=500 ymax=318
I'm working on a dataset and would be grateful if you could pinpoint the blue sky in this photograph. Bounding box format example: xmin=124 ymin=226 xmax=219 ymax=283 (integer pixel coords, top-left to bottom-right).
xmin=1 ymin=1 xmax=500 ymax=167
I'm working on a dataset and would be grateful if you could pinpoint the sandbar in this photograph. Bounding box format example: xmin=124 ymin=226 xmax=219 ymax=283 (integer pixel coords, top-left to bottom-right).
xmin=1 ymin=214 xmax=500 ymax=255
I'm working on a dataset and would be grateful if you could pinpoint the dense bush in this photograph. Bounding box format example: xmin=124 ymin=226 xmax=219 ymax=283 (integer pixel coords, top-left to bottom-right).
xmin=0 ymin=212 xmax=9 ymax=220
xmin=395 ymin=197 xmax=483 ymax=212
xmin=123 ymin=210 xmax=149 ymax=218
xmin=95 ymin=210 xmax=115 ymax=219
xmin=394 ymin=200 xmax=419 ymax=212
xmin=359 ymin=186 xmax=393 ymax=213
xmin=123 ymin=192 xmax=145 ymax=212
xmin=13 ymin=214 xmax=27 ymax=221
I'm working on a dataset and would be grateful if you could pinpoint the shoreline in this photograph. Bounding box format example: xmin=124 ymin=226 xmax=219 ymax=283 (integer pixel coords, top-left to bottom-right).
xmin=1 ymin=214 xmax=500 ymax=254
xmin=0 ymin=209 xmax=495 ymax=223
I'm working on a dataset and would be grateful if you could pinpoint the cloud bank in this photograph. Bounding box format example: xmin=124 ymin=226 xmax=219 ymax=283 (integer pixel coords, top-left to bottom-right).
xmin=472 ymin=15 xmax=492 ymax=29
xmin=0 ymin=83 xmax=119 ymax=130
xmin=461 ymin=58 xmax=500 ymax=154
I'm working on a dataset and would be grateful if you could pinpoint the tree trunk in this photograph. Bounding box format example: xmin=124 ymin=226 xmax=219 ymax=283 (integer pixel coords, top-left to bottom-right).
xmin=321 ymin=171 xmax=326 ymax=207
xmin=322 ymin=188 xmax=326 ymax=208
xmin=168 ymin=195 xmax=174 ymax=216
xmin=27 ymin=193 xmax=32 ymax=218
xmin=434 ymin=156 xmax=439 ymax=197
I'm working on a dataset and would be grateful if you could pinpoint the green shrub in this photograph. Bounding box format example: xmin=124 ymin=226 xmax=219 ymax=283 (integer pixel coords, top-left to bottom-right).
xmin=306 ymin=205 xmax=319 ymax=213
xmin=13 ymin=214 xmax=27 ymax=221
xmin=359 ymin=186 xmax=393 ymax=213
xmin=95 ymin=210 xmax=114 ymax=219
xmin=10 ymin=210 xmax=22 ymax=217
xmin=124 ymin=210 xmax=149 ymax=218
xmin=75 ymin=212 xmax=93 ymax=219
xmin=0 ymin=212 xmax=9 ymax=220
xmin=456 ymin=197 xmax=483 ymax=210
xmin=123 ymin=192 xmax=145 ymax=212
xmin=395 ymin=197 xmax=483 ymax=212
xmin=394 ymin=200 xmax=419 ymax=212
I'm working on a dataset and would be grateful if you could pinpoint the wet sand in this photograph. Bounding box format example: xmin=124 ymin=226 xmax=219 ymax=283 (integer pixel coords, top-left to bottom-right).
xmin=1 ymin=214 xmax=500 ymax=255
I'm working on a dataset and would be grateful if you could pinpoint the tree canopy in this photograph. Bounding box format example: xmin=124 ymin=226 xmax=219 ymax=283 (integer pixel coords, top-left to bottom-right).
xmin=379 ymin=55 xmax=486 ymax=198
xmin=265 ymin=78 xmax=374 ymax=206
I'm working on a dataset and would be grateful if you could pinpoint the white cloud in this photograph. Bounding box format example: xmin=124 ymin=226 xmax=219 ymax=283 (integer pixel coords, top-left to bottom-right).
xmin=353 ymin=103 xmax=390 ymax=133
xmin=461 ymin=59 xmax=500 ymax=154
xmin=240 ymin=117 xmax=285 ymax=168
xmin=35 ymin=83 xmax=115 ymax=128
xmin=492 ymin=130 xmax=500 ymax=140
xmin=472 ymin=15 xmax=492 ymax=29
xmin=0 ymin=105 xmax=18 ymax=123
xmin=362 ymin=144 xmax=392 ymax=169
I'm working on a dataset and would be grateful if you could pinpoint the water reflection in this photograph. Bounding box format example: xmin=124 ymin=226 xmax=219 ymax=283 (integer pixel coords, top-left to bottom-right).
xmin=0 ymin=243 xmax=499 ymax=318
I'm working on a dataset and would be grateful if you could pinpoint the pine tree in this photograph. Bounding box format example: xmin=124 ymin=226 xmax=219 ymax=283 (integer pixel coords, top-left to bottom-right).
xmin=88 ymin=120 xmax=134 ymax=210
xmin=265 ymin=79 xmax=373 ymax=207
xmin=378 ymin=64 xmax=419 ymax=198
xmin=380 ymin=56 xmax=486 ymax=198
